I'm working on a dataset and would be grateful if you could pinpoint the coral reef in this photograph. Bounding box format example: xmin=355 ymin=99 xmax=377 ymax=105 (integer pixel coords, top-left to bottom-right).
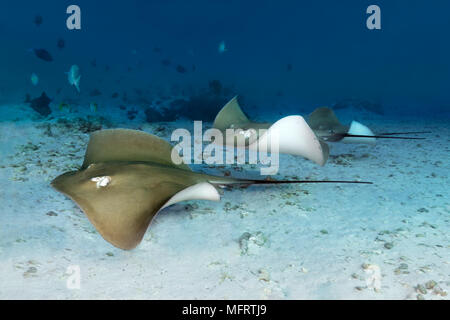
xmin=144 ymin=80 xmax=233 ymax=122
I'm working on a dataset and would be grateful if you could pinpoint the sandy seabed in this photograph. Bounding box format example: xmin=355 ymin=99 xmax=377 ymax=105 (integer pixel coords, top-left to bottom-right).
xmin=0 ymin=104 xmax=449 ymax=300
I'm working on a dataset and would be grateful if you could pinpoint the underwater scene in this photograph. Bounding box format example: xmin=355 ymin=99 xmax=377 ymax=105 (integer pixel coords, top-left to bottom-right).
xmin=0 ymin=0 xmax=449 ymax=300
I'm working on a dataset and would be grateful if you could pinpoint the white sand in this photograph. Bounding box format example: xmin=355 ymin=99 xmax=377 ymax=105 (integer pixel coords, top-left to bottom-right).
xmin=0 ymin=104 xmax=448 ymax=300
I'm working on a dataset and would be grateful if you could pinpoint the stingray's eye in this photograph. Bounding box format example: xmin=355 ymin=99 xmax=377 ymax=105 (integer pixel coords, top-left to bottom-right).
xmin=329 ymin=129 xmax=334 ymax=134
xmin=91 ymin=176 xmax=111 ymax=188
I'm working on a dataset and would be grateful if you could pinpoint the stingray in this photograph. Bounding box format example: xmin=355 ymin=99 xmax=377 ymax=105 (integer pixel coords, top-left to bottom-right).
xmin=307 ymin=107 xmax=428 ymax=144
xmin=51 ymin=129 xmax=370 ymax=250
xmin=213 ymin=96 xmax=330 ymax=166
xmin=29 ymin=91 xmax=52 ymax=116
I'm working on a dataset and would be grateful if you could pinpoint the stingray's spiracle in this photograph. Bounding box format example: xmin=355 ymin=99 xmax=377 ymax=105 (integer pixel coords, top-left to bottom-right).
xmin=91 ymin=176 xmax=112 ymax=188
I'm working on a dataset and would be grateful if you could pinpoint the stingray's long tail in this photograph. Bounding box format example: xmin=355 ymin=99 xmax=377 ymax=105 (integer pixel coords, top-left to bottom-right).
xmin=377 ymin=131 xmax=431 ymax=136
xmin=241 ymin=179 xmax=372 ymax=185
xmin=210 ymin=177 xmax=372 ymax=186
xmin=330 ymin=132 xmax=428 ymax=140
xmin=341 ymin=133 xmax=425 ymax=140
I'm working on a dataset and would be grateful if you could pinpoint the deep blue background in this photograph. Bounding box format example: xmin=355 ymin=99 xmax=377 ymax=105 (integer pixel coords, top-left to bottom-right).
xmin=1 ymin=0 xmax=449 ymax=116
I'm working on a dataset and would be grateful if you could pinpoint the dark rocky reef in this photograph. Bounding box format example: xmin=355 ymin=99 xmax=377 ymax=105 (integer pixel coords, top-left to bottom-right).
xmin=144 ymin=80 xmax=233 ymax=123
xmin=55 ymin=116 xmax=109 ymax=134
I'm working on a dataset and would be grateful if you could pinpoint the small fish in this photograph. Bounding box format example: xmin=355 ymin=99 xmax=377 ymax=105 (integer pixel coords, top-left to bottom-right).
xmin=57 ymin=38 xmax=65 ymax=50
xmin=66 ymin=65 xmax=81 ymax=93
xmin=176 ymin=65 xmax=187 ymax=74
xmin=90 ymin=102 xmax=98 ymax=113
xmin=218 ymin=40 xmax=227 ymax=53
xmin=30 ymin=73 xmax=39 ymax=86
xmin=58 ymin=102 xmax=69 ymax=111
xmin=34 ymin=15 xmax=43 ymax=27
xmin=31 ymin=48 xmax=53 ymax=62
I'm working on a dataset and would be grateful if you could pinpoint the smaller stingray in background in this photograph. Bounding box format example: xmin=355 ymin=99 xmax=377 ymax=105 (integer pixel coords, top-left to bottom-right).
xmin=176 ymin=65 xmax=187 ymax=74
xmin=213 ymin=96 xmax=330 ymax=166
xmin=57 ymin=38 xmax=65 ymax=50
xmin=66 ymin=65 xmax=81 ymax=93
xmin=34 ymin=15 xmax=43 ymax=27
xmin=307 ymin=107 xmax=429 ymax=144
xmin=29 ymin=92 xmax=52 ymax=116
xmin=30 ymin=48 xmax=53 ymax=62
xmin=51 ymin=129 xmax=371 ymax=250
xmin=30 ymin=73 xmax=39 ymax=86
xmin=213 ymin=97 xmax=428 ymax=166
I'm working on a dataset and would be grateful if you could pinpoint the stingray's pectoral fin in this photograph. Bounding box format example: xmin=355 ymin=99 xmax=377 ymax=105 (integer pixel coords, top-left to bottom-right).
xmin=341 ymin=121 xmax=377 ymax=144
xmin=160 ymin=182 xmax=220 ymax=210
xmin=250 ymin=116 xmax=329 ymax=166
xmin=213 ymin=96 xmax=250 ymax=131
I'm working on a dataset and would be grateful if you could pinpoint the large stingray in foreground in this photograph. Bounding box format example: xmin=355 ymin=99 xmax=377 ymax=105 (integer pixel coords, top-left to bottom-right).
xmin=51 ymin=129 xmax=370 ymax=250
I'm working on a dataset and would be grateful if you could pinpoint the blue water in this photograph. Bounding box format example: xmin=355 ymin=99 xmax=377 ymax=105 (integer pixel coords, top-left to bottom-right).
xmin=1 ymin=0 xmax=449 ymax=119
xmin=1 ymin=1 xmax=450 ymax=300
